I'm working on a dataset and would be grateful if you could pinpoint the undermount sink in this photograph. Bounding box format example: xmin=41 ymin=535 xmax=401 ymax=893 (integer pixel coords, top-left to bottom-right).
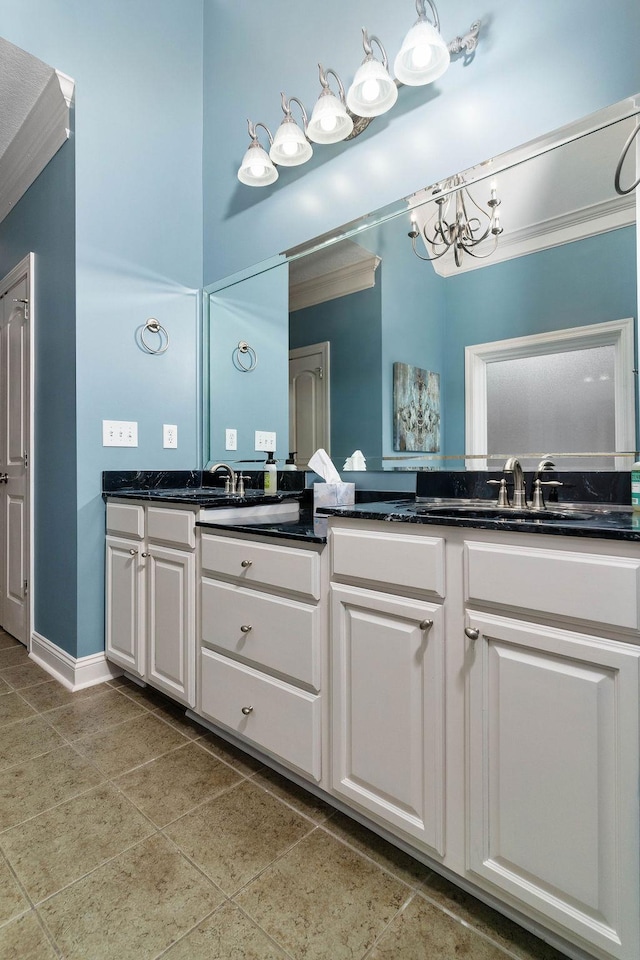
xmin=416 ymin=505 xmax=594 ymax=522
xmin=199 ymin=501 xmax=301 ymax=523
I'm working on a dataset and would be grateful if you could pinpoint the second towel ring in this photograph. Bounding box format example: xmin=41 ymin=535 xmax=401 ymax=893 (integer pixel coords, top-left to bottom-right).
xmin=141 ymin=318 xmax=169 ymax=355
xmin=614 ymin=122 xmax=640 ymax=195
xmin=233 ymin=340 xmax=257 ymax=372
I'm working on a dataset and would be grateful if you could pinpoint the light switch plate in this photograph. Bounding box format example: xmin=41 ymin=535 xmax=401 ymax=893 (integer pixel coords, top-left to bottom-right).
xmin=255 ymin=430 xmax=276 ymax=452
xmin=103 ymin=420 xmax=138 ymax=447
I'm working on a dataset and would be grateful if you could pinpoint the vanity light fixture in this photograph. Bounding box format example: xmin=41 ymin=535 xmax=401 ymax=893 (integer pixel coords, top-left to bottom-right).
xmin=237 ymin=1 xmax=481 ymax=187
xmin=346 ymin=29 xmax=398 ymax=118
xmin=394 ymin=0 xmax=450 ymax=86
xmin=307 ymin=65 xmax=354 ymax=144
xmin=237 ymin=120 xmax=279 ymax=186
xmin=269 ymin=94 xmax=313 ymax=167
xmin=408 ymin=176 xmax=503 ymax=268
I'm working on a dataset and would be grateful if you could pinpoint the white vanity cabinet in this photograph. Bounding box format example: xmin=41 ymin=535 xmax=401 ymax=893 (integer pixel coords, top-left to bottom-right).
xmin=105 ymin=500 xmax=196 ymax=707
xmin=330 ymin=525 xmax=447 ymax=856
xmin=463 ymin=537 xmax=640 ymax=960
xmin=198 ymin=530 xmax=327 ymax=782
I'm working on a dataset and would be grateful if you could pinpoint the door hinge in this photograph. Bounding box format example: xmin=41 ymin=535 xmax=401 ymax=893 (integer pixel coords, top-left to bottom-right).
xmin=13 ymin=298 xmax=29 ymax=321
xmin=23 ymin=451 xmax=28 ymax=470
xmin=23 ymin=580 xmax=28 ymax=596
xmin=315 ymin=366 xmax=324 ymax=380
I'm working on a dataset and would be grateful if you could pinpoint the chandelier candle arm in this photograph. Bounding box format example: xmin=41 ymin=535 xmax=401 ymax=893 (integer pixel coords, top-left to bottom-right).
xmin=409 ymin=178 xmax=504 ymax=267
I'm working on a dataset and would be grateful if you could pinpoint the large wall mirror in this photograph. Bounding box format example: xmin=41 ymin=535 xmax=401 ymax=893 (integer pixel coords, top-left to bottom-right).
xmin=204 ymin=93 xmax=639 ymax=472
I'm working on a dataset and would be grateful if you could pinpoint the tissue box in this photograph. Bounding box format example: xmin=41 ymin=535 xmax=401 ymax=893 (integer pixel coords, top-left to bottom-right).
xmin=313 ymin=482 xmax=355 ymax=536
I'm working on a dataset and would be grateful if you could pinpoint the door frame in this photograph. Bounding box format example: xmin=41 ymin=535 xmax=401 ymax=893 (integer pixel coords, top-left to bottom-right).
xmin=289 ymin=340 xmax=331 ymax=468
xmin=0 ymin=253 xmax=34 ymax=648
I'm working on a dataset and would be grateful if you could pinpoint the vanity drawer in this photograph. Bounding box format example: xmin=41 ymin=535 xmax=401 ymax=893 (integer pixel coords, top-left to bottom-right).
xmin=106 ymin=501 xmax=144 ymax=539
xmin=147 ymin=505 xmax=196 ymax=549
xmin=331 ymin=526 xmax=445 ymax=598
xmin=201 ymin=578 xmax=321 ymax=690
xmin=465 ymin=541 xmax=640 ymax=632
xmin=200 ymin=533 xmax=321 ymax=600
xmin=200 ymin=648 xmax=321 ymax=781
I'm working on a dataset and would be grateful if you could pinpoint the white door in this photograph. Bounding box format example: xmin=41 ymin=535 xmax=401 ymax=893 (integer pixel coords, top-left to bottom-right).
xmin=466 ymin=611 xmax=640 ymax=960
xmin=105 ymin=535 xmax=146 ymax=677
xmin=289 ymin=342 xmax=329 ymax=468
xmin=331 ymin=583 xmax=445 ymax=855
xmin=0 ymin=258 xmax=32 ymax=645
xmin=146 ymin=544 xmax=195 ymax=707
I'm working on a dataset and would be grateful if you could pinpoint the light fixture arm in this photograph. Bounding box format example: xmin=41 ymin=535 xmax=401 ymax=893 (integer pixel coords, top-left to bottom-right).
xmin=247 ymin=119 xmax=273 ymax=146
xmin=280 ymin=92 xmax=309 ymax=131
xmin=416 ymin=0 xmax=441 ymax=32
xmin=447 ymin=20 xmax=480 ymax=56
xmin=361 ymin=29 xmax=389 ymax=70
xmin=318 ymin=65 xmax=347 ymax=105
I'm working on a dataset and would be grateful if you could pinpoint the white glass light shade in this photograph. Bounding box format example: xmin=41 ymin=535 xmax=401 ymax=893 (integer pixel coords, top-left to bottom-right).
xmin=237 ymin=141 xmax=278 ymax=186
xmin=346 ymin=58 xmax=398 ymax=117
xmin=307 ymin=90 xmax=354 ymax=144
xmin=394 ymin=20 xmax=450 ymax=85
xmin=269 ymin=117 xmax=313 ymax=166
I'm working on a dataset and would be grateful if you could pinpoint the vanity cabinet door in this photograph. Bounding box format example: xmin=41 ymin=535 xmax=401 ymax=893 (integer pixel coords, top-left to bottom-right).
xmin=331 ymin=584 xmax=445 ymax=856
xmin=465 ymin=611 xmax=640 ymax=960
xmin=105 ymin=535 xmax=146 ymax=677
xmin=146 ymin=544 xmax=195 ymax=707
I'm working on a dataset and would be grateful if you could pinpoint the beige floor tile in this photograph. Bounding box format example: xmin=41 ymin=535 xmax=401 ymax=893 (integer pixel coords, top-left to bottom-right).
xmin=196 ymin=730 xmax=265 ymax=775
xmin=18 ymin=678 xmax=113 ymax=714
xmin=418 ymin=874 xmax=570 ymax=960
xmin=0 ymin=715 xmax=65 ymax=772
xmin=0 ymin=782 xmax=155 ymax=902
xmin=236 ymin=828 xmax=411 ymax=960
xmin=252 ymin=766 xmax=335 ymax=823
xmin=166 ymin=778 xmax=314 ymax=896
xmin=323 ymin=811 xmax=433 ymax=889
xmin=367 ymin=894 xmax=512 ymax=959
xmin=74 ymin=710 xmax=191 ymax=777
xmin=0 ymin=675 xmax=10 ymax=694
xmin=0 ymin=745 xmax=104 ymax=831
xmin=163 ymin=901 xmax=290 ymax=959
xmin=0 ymin=660 xmax=50 ymax=690
xmin=44 ymin=687 xmax=145 ymax=740
xmin=0 ymin=632 xmax=21 ymax=651
xmin=0 ymin=645 xmax=28 ymax=668
xmin=0 ymin=910 xmax=58 ymax=959
xmin=0 ymin=855 xmax=30 ymax=925
xmin=39 ymin=834 xmax=222 ymax=960
xmin=114 ymin=741 xmax=243 ymax=827
xmin=0 ymin=690 xmax=36 ymax=729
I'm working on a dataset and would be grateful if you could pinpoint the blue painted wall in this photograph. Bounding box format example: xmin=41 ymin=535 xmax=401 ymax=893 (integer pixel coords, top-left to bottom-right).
xmin=290 ymin=282 xmax=383 ymax=463
xmin=0 ymin=0 xmax=204 ymax=657
xmin=0 ymin=137 xmax=77 ymax=649
xmin=203 ymin=0 xmax=640 ymax=283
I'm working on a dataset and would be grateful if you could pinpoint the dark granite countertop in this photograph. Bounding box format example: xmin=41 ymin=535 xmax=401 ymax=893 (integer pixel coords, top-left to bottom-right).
xmin=316 ymin=498 xmax=640 ymax=542
xmin=105 ymin=487 xmax=302 ymax=509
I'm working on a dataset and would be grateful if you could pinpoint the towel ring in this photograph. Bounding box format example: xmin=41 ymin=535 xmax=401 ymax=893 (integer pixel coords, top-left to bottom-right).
xmin=141 ymin=318 xmax=169 ymax=355
xmin=614 ymin=122 xmax=640 ymax=195
xmin=233 ymin=340 xmax=257 ymax=372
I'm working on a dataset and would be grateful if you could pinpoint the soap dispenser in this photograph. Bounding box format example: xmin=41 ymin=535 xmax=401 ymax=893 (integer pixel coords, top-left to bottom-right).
xmin=282 ymin=452 xmax=298 ymax=471
xmin=264 ymin=452 xmax=277 ymax=495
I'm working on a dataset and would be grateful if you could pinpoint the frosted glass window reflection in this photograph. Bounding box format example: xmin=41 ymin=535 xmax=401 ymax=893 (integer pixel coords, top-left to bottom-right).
xmin=486 ymin=346 xmax=616 ymax=470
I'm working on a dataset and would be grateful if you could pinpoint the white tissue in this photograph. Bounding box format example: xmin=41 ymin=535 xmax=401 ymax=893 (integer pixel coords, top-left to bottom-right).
xmin=308 ymin=448 xmax=341 ymax=483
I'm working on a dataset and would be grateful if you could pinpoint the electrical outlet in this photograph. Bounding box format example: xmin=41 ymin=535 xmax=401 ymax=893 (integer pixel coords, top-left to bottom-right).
xmin=254 ymin=430 xmax=276 ymax=452
xmin=225 ymin=428 xmax=237 ymax=451
xmin=103 ymin=420 xmax=138 ymax=447
xmin=163 ymin=424 xmax=178 ymax=449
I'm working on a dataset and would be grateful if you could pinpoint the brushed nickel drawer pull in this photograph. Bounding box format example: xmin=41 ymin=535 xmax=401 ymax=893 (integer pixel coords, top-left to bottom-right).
xmin=465 ymin=627 xmax=480 ymax=641
xmin=240 ymin=624 xmax=252 ymax=633
xmin=419 ymin=619 xmax=433 ymax=631
xmin=241 ymin=705 xmax=253 ymax=715
xmin=128 ymin=549 xmax=138 ymax=556
xmin=141 ymin=552 xmax=151 ymax=558
xmin=241 ymin=559 xmax=252 ymax=568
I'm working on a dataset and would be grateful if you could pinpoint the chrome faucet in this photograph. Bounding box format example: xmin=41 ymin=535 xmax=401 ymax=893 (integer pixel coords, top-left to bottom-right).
xmin=208 ymin=462 xmax=237 ymax=494
xmin=504 ymin=456 xmax=527 ymax=508
xmin=531 ymin=457 xmax=562 ymax=510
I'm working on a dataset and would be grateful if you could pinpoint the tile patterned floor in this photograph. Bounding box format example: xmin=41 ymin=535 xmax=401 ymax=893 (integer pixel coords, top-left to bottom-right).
xmin=0 ymin=631 xmax=571 ymax=960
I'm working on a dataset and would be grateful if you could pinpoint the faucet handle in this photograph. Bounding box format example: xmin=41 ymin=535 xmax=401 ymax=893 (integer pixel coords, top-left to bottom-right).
xmin=236 ymin=474 xmax=246 ymax=497
xmin=487 ymin=478 xmax=509 ymax=507
xmin=531 ymin=478 xmax=563 ymax=510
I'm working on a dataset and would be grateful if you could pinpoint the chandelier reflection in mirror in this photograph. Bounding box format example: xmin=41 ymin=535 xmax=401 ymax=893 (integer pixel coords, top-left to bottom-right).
xmin=408 ymin=176 xmax=503 ymax=268
xmin=237 ymin=0 xmax=481 ymax=188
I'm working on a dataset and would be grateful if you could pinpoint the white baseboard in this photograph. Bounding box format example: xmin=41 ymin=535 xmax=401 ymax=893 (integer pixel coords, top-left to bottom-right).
xmin=30 ymin=631 xmax=122 ymax=691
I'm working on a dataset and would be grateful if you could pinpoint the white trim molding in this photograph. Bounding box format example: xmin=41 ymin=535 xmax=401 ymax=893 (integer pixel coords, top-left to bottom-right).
xmin=30 ymin=631 xmax=122 ymax=691
xmin=465 ymin=318 xmax=636 ymax=469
